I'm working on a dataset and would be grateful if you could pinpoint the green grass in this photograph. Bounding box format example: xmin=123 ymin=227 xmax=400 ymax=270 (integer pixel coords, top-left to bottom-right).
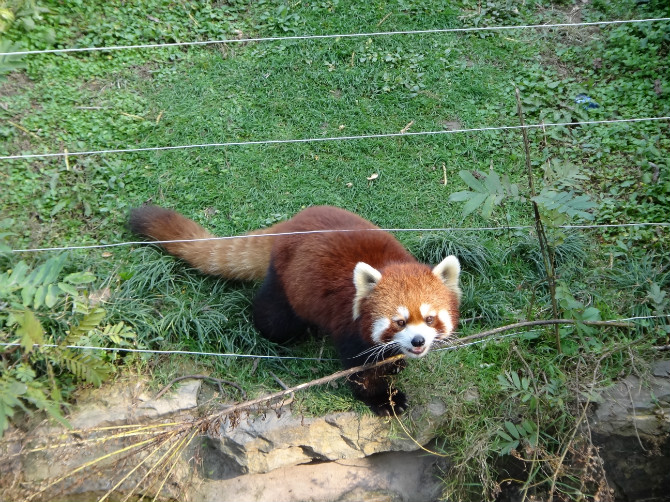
xmin=1 ymin=0 xmax=669 ymax=500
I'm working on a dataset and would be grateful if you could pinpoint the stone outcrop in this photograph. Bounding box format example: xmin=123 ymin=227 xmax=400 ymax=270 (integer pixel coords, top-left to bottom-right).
xmin=589 ymin=360 xmax=670 ymax=502
xmin=2 ymin=360 xmax=669 ymax=502
xmin=207 ymin=399 xmax=449 ymax=475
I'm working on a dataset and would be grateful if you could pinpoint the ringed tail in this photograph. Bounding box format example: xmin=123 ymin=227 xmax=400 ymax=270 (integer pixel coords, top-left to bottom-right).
xmin=128 ymin=206 xmax=278 ymax=281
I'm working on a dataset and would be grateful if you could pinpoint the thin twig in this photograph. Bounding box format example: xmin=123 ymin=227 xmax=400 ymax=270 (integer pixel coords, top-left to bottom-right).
xmin=268 ymin=370 xmax=295 ymax=407
xmin=547 ymin=353 xmax=608 ymax=502
xmin=452 ymin=318 xmax=634 ymax=347
xmin=205 ymin=355 xmax=405 ymax=422
xmin=515 ymin=87 xmax=561 ymax=353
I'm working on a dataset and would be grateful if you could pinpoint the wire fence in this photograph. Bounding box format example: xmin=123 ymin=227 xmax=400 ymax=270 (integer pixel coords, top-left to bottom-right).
xmin=1 ymin=314 xmax=666 ymax=362
xmin=2 ymin=116 xmax=669 ymax=161
xmin=7 ymin=221 xmax=670 ymax=254
xmin=2 ymin=11 xmax=668 ymax=368
xmin=1 ymin=17 xmax=668 ymax=56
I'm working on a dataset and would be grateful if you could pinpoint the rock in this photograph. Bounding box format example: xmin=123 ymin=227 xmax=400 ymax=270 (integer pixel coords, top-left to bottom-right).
xmin=590 ymin=360 xmax=670 ymax=502
xmin=191 ymin=448 xmax=449 ymax=502
xmin=68 ymin=378 xmax=202 ymax=430
xmin=208 ymin=398 xmax=449 ymax=475
xmin=7 ymin=361 xmax=670 ymax=502
xmin=16 ymin=377 xmax=202 ymax=499
xmin=591 ymin=360 xmax=670 ymax=437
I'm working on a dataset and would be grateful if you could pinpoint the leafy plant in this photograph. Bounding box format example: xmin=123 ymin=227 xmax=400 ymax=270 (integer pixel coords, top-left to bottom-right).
xmin=497 ymin=417 xmax=538 ymax=456
xmin=0 ymin=40 xmax=25 ymax=81
xmin=0 ymin=254 xmax=137 ymax=435
xmin=449 ymin=169 xmax=524 ymax=220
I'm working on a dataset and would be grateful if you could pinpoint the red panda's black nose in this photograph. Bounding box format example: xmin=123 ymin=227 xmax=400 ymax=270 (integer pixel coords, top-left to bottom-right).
xmin=411 ymin=335 xmax=425 ymax=347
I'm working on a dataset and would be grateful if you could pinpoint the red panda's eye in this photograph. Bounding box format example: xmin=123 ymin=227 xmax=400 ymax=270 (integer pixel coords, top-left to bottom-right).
xmin=425 ymin=316 xmax=434 ymax=325
xmin=395 ymin=319 xmax=406 ymax=328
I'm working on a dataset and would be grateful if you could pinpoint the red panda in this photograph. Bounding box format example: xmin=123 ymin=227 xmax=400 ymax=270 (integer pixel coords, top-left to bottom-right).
xmin=129 ymin=205 xmax=461 ymax=416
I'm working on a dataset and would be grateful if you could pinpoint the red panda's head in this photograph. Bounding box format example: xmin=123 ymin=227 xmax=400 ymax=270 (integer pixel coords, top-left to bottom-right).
xmin=353 ymin=256 xmax=461 ymax=358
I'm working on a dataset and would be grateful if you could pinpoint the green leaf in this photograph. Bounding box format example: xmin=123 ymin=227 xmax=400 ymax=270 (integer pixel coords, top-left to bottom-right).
xmin=16 ymin=310 xmax=44 ymax=353
xmin=66 ymin=307 xmax=106 ymax=342
xmin=497 ymin=430 xmax=513 ymax=442
xmin=55 ymin=350 xmax=111 ymax=386
xmin=448 ymin=191 xmax=472 ymax=202
xmin=581 ymin=307 xmax=601 ymax=321
xmin=483 ymin=170 xmax=503 ymax=194
xmin=63 ymin=271 xmax=96 ymax=285
xmin=57 ymin=282 xmax=78 ymax=296
xmin=45 ymin=284 xmax=62 ymax=308
xmin=458 ymin=170 xmax=485 ymax=192
xmin=21 ymin=283 xmax=35 ymax=307
xmin=532 ymin=189 xmax=597 ymax=221
xmin=521 ymin=420 xmax=536 ymax=435
xmin=505 ymin=421 xmax=520 ymax=439
xmin=33 ymin=285 xmax=47 ymax=310
xmin=40 ymin=254 xmax=67 ymax=285
xmin=481 ymin=193 xmax=497 ymax=220
xmin=462 ymin=192 xmax=487 ymax=218
xmin=8 ymin=261 xmax=29 ymax=286
xmin=50 ymin=200 xmax=67 ymax=216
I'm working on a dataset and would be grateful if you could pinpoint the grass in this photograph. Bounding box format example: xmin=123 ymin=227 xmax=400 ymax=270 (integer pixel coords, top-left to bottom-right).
xmin=1 ymin=0 xmax=669 ymax=500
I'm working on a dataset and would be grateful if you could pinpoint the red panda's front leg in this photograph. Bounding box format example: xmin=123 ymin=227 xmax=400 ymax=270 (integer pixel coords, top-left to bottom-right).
xmin=348 ymin=360 xmax=408 ymax=416
xmin=336 ymin=333 xmax=409 ymax=416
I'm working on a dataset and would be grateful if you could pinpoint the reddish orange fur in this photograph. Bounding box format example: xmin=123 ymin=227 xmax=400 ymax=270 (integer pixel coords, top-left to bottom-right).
xmin=129 ymin=205 xmax=461 ymax=415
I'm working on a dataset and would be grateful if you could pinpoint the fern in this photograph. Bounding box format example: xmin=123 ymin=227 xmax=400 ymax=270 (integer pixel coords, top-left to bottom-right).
xmin=52 ymin=350 xmax=111 ymax=387
xmin=0 ymin=254 xmax=136 ymax=436
xmin=64 ymin=307 xmax=106 ymax=344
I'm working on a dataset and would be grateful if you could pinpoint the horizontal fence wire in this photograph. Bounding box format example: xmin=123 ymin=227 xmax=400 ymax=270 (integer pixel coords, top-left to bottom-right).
xmin=0 ymin=315 xmax=666 ymax=361
xmin=2 ymin=116 xmax=669 ymax=161
xmin=1 ymin=17 xmax=668 ymax=57
xmin=7 ymin=222 xmax=670 ymax=254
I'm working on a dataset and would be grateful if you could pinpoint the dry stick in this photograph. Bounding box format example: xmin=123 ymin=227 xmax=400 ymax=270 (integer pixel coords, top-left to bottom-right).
xmin=515 ymin=87 xmax=562 ymax=354
xmin=26 ymin=436 xmax=159 ymax=501
xmin=6 ymin=428 xmax=176 ymax=459
xmin=451 ymin=318 xmax=633 ymax=347
xmin=201 ymin=319 xmax=631 ymax=423
xmin=120 ymin=429 xmax=191 ymax=502
xmin=98 ymin=432 xmax=177 ymax=502
xmin=511 ymin=345 xmax=540 ymax=502
xmin=203 ymin=354 xmax=405 ymax=423
xmin=27 ymin=319 xmax=636 ymax=500
xmin=150 ymin=429 xmax=199 ymax=502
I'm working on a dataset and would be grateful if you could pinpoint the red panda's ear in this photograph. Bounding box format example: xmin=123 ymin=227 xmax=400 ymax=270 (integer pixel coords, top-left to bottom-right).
xmin=432 ymin=255 xmax=462 ymax=300
xmin=352 ymin=262 xmax=382 ymax=319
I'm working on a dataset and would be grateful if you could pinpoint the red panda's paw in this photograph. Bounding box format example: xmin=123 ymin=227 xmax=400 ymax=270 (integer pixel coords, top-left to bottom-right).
xmin=367 ymin=390 xmax=408 ymax=417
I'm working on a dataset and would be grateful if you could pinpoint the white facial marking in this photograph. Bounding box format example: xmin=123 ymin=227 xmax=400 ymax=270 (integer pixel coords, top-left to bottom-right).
xmin=420 ymin=303 xmax=432 ymax=318
xmin=393 ymin=323 xmax=438 ymax=358
xmin=437 ymin=309 xmax=454 ymax=338
xmin=396 ymin=306 xmax=409 ymax=320
xmin=371 ymin=318 xmax=391 ymax=344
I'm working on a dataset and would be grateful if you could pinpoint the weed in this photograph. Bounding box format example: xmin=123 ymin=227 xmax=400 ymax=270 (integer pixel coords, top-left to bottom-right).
xmin=0 ymin=253 xmax=137 ymax=434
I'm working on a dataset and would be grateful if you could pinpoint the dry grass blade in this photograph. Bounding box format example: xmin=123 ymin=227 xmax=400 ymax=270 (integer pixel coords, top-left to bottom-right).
xmin=9 ymin=424 xmax=183 ymax=459
xmin=26 ymin=436 xmax=159 ymax=501
xmin=97 ymin=430 xmax=179 ymax=502
xmin=120 ymin=426 xmax=197 ymax=502
xmin=150 ymin=429 xmax=199 ymax=502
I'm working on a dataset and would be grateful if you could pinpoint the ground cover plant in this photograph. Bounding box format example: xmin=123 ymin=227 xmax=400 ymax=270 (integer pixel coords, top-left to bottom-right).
xmin=1 ymin=0 xmax=668 ymax=500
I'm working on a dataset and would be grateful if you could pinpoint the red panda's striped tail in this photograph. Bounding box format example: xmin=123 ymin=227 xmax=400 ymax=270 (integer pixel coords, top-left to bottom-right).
xmin=129 ymin=206 xmax=275 ymax=281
